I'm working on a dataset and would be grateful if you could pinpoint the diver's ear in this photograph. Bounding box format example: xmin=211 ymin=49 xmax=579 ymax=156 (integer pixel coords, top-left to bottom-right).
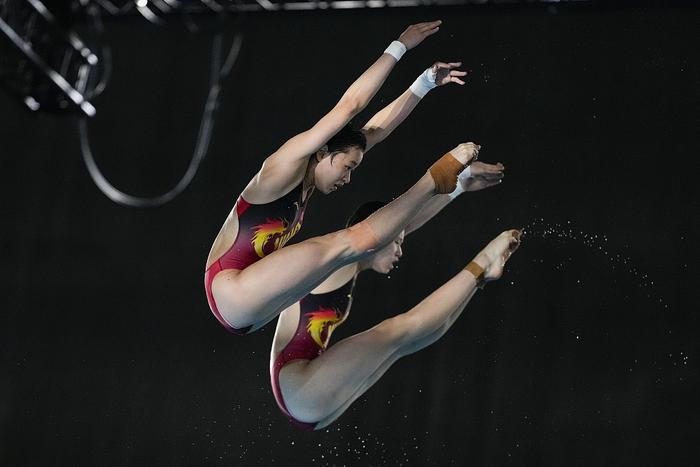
xmin=316 ymin=145 xmax=329 ymax=161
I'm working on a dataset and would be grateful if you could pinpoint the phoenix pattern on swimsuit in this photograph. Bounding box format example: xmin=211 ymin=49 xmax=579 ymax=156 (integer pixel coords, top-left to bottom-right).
xmin=251 ymin=213 xmax=304 ymax=258
xmin=251 ymin=219 xmax=288 ymax=258
xmin=306 ymin=307 xmax=346 ymax=348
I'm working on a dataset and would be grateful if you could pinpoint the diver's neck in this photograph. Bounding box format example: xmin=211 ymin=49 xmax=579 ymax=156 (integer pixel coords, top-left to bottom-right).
xmin=302 ymin=157 xmax=318 ymax=199
xmin=303 ymin=157 xmax=317 ymax=191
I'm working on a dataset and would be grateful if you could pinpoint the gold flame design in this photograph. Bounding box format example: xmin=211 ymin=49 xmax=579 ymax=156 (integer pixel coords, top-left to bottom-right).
xmin=306 ymin=308 xmax=344 ymax=348
xmin=251 ymin=219 xmax=287 ymax=258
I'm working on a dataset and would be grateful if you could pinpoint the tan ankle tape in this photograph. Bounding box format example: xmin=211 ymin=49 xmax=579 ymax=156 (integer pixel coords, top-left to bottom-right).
xmin=429 ymin=152 xmax=465 ymax=194
xmin=347 ymin=221 xmax=380 ymax=253
xmin=465 ymin=261 xmax=486 ymax=289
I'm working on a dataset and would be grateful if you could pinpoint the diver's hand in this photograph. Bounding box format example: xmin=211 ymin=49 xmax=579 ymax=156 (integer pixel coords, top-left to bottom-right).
xmin=461 ymin=161 xmax=505 ymax=191
xmin=398 ymin=21 xmax=442 ymax=50
xmin=433 ymin=62 xmax=467 ymax=86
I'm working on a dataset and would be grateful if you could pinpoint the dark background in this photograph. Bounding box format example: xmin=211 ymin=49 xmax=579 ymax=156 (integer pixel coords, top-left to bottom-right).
xmin=1 ymin=3 xmax=699 ymax=465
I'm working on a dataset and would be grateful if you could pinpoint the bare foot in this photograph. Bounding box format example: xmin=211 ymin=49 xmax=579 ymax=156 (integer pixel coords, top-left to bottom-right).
xmin=449 ymin=142 xmax=481 ymax=166
xmin=472 ymin=230 xmax=521 ymax=282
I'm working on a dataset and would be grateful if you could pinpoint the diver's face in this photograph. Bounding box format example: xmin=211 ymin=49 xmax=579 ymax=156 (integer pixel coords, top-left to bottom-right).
xmin=370 ymin=231 xmax=405 ymax=274
xmin=314 ymin=148 xmax=363 ymax=194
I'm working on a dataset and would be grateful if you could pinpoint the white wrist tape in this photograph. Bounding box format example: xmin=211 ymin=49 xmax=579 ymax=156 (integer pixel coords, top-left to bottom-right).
xmin=448 ymin=166 xmax=472 ymax=199
xmin=409 ymin=66 xmax=437 ymax=98
xmin=384 ymin=41 xmax=407 ymax=61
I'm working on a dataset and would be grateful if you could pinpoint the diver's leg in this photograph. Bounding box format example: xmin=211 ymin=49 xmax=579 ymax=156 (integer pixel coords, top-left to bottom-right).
xmin=213 ymin=146 xmax=478 ymax=331
xmin=278 ymin=230 xmax=521 ymax=426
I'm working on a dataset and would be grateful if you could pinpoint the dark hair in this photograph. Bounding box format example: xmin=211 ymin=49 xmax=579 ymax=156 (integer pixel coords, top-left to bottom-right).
xmin=326 ymin=123 xmax=367 ymax=157
xmin=346 ymin=201 xmax=387 ymax=228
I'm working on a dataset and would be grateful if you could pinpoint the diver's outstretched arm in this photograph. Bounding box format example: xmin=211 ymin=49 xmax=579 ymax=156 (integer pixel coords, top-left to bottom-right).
xmin=362 ymin=61 xmax=467 ymax=152
xmin=263 ymin=22 xmax=443 ymax=179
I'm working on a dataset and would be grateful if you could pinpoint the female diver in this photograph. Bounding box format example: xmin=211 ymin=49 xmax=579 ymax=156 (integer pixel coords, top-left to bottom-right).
xmin=205 ymin=21 xmax=472 ymax=334
xmin=269 ymin=163 xmax=519 ymax=430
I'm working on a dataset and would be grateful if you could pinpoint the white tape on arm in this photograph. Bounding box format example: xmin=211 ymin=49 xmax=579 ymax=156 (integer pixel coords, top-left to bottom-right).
xmin=409 ymin=67 xmax=438 ymax=98
xmin=384 ymin=41 xmax=407 ymax=61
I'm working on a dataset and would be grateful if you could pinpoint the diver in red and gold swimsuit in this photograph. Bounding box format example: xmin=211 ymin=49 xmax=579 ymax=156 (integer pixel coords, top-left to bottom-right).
xmin=204 ymin=21 xmax=476 ymax=333
xmin=205 ymin=182 xmax=310 ymax=334
xmin=271 ymin=276 xmax=356 ymax=430
xmin=270 ymin=162 xmax=519 ymax=430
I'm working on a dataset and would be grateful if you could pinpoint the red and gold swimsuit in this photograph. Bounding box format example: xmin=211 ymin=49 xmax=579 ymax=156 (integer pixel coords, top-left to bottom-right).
xmin=204 ymin=183 xmax=310 ymax=333
xmin=270 ymin=276 xmax=356 ymax=430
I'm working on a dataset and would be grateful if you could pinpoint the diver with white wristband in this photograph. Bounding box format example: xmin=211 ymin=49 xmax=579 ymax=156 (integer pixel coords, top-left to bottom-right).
xmin=205 ymin=20 xmax=484 ymax=335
